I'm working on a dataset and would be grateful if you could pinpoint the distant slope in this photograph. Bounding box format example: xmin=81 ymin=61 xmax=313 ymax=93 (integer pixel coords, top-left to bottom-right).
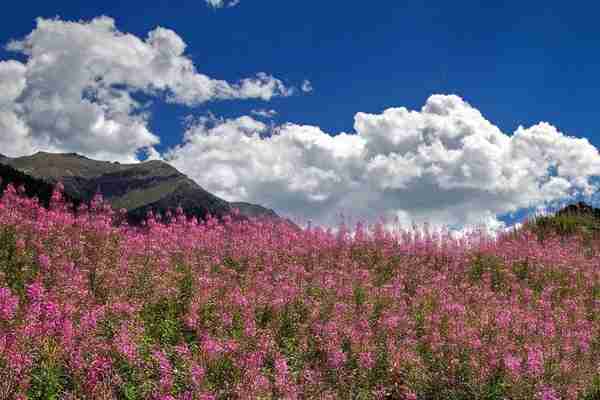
xmin=527 ymin=201 xmax=600 ymax=239
xmin=229 ymin=201 xmax=279 ymax=219
xmin=0 ymin=152 xmax=284 ymax=225
xmin=556 ymin=201 xmax=600 ymax=219
xmin=0 ymin=162 xmax=79 ymax=208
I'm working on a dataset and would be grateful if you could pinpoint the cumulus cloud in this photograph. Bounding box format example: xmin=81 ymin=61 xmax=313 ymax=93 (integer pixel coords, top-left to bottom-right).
xmin=0 ymin=60 xmax=32 ymax=156
xmin=1 ymin=17 xmax=597 ymax=231
xmin=166 ymin=95 xmax=600 ymax=229
xmin=206 ymin=0 xmax=240 ymax=8
xmin=0 ymin=16 xmax=291 ymax=161
xmin=301 ymin=79 xmax=313 ymax=93
xmin=251 ymin=109 xmax=278 ymax=118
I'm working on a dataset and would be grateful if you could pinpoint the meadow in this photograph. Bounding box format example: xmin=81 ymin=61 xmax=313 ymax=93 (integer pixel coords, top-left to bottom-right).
xmin=0 ymin=183 xmax=600 ymax=400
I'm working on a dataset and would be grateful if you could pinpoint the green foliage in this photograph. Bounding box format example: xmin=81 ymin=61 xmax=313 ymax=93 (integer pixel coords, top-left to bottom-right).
xmin=353 ymin=285 xmax=366 ymax=308
xmin=138 ymin=266 xmax=195 ymax=346
xmin=413 ymin=307 xmax=426 ymax=339
xmin=205 ymin=356 xmax=241 ymax=397
xmin=0 ymin=225 xmax=36 ymax=298
xmin=511 ymin=260 xmax=529 ymax=281
xmin=222 ymin=256 xmax=246 ymax=274
xmin=530 ymin=212 xmax=600 ymax=241
xmin=468 ymin=254 xmax=508 ymax=292
xmin=414 ymin=354 xmax=473 ymax=399
xmin=255 ymin=305 xmax=275 ymax=329
xmin=477 ymin=372 xmax=509 ymax=400
xmin=373 ymin=255 xmax=403 ymax=286
xmin=410 ymin=345 xmax=511 ymax=400
xmin=199 ymin=301 xmax=219 ymax=332
xmin=120 ymin=383 xmax=139 ymax=400
xmin=114 ymin=359 xmax=145 ymax=400
xmin=276 ymin=302 xmax=308 ymax=374
xmin=366 ymin=338 xmax=391 ymax=388
xmin=370 ymin=298 xmax=387 ymax=328
xmin=0 ymin=226 xmax=19 ymax=287
xmin=141 ymin=299 xmax=184 ymax=346
xmin=582 ymin=375 xmax=600 ymax=400
xmin=350 ymin=245 xmax=382 ymax=266
xmin=27 ymin=345 xmax=72 ymax=400
xmin=177 ymin=267 xmax=195 ymax=309
xmin=468 ymin=254 xmax=502 ymax=281
xmin=228 ymin=311 xmax=245 ymax=340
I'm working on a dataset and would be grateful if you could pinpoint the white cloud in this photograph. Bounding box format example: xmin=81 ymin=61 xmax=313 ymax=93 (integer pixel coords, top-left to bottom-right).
xmin=301 ymin=79 xmax=313 ymax=93
xmin=251 ymin=109 xmax=278 ymax=118
xmin=1 ymin=17 xmax=597 ymax=231
xmin=0 ymin=16 xmax=291 ymax=161
xmin=166 ymin=94 xmax=600 ymax=229
xmin=0 ymin=60 xmax=34 ymax=156
xmin=206 ymin=0 xmax=240 ymax=8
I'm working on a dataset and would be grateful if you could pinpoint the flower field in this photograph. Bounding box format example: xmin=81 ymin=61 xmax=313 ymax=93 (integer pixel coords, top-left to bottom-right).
xmin=1 ymin=184 xmax=600 ymax=400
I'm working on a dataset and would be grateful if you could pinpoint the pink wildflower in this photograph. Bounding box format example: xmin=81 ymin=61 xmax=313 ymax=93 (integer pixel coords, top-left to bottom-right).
xmin=37 ymin=254 xmax=51 ymax=271
xmin=327 ymin=349 xmax=347 ymax=369
xmin=527 ymin=347 xmax=544 ymax=376
xmin=0 ymin=287 xmax=18 ymax=320
xmin=503 ymin=354 xmax=521 ymax=376
xmin=538 ymin=385 xmax=561 ymax=400
xmin=26 ymin=281 xmax=44 ymax=303
xmin=358 ymin=351 xmax=375 ymax=369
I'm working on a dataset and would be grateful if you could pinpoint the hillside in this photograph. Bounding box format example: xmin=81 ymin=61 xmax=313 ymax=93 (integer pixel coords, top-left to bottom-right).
xmin=0 ymin=162 xmax=80 ymax=208
xmin=527 ymin=201 xmax=600 ymax=240
xmin=556 ymin=201 xmax=600 ymax=219
xmin=0 ymin=152 xmax=283 ymax=224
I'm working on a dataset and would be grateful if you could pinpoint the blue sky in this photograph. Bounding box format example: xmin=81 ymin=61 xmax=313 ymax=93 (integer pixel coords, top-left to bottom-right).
xmin=3 ymin=1 xmax=600 ymax=149
xmin=1 ymin=1 xmax=599 ymax=230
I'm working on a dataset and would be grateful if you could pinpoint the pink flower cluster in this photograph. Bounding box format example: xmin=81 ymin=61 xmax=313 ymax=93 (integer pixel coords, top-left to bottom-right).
xmin=0 ymin=183 xmax=599 ymax=399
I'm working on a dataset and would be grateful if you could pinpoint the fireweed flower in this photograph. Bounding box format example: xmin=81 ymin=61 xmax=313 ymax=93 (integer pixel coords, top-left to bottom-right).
xmin=190 ymin=363 xmax=206 ymax=387
xmin=537 ymin=385 xmax=561 ymax=400
xmin=26 ymin=281 xmax=44 ymax=303
xmin=404 ymin=392 xmax=418 ymax=400
xmin=496 ymin=309 xmax=512 ymax=329
xmin=37 ymin=254 xmax=51 ymax=272
xmin=358 ymin=351 xmax=375 ymax=369
xmin=0 ymin=185 xmax=599 ymax=398
xmin=0 ymin=288 xmax=18 ymax=321
xmin=114 ymin=326 xmax=138 ymax=363
xmin=327 ymin=349 xmax=347 ymax=369
xmin=200 ymin=335 xmax=223 ymax=359
xmin=503 ymin=354 xmax=522 ymax=376
xmin=527 ymin=346 xmax=545 ymax=376
xmin=86 ymin=356 xmax=113 ymax=388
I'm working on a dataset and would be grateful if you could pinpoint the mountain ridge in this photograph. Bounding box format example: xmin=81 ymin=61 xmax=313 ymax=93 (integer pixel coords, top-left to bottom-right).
xmin=0 ymin=152 xmax=286 ymax=225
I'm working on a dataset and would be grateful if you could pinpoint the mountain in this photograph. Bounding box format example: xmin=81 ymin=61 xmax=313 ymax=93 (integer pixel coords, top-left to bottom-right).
xmin=0 ymin=152 xmax=285 ymax=225
xmin=229 ymin=202 xmax=279 ymax=219
xmin=0 ymin=162 xmax=81 ymax=208
xmin=556 ymin=201 xmax=600 ymax=219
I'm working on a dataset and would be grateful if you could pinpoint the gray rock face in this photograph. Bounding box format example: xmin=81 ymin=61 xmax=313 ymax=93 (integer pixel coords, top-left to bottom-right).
xmin=0 ymin=152 xmax=284 ymax=224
